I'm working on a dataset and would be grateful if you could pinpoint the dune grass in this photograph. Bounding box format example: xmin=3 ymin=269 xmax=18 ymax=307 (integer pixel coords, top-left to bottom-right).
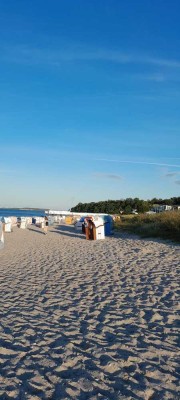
xmin=115 ymin=211 xmax=180 ymax=243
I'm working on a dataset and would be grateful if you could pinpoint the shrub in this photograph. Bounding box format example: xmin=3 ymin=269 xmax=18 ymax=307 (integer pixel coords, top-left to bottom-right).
xmin=115 ymin=211 xmax=180 ymax=242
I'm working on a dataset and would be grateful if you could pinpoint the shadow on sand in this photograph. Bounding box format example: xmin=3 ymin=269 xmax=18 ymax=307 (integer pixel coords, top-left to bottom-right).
xmin=50 ymin=224 xmax=86 ymax=240
xmin=28 ymin=226 xmax=46 ymax=235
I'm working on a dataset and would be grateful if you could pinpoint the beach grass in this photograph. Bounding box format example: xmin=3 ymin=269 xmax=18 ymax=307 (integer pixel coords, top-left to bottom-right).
xmin=115 ymin=211 xmax=180 ymax=242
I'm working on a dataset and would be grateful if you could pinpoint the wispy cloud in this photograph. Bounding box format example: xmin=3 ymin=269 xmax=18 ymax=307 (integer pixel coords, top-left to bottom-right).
xmin=0 ymin=168 xmax=19 ymax=174
xmin=95 ymin=159 xmax=180 ymax=168
xmin=175 ymin=180 xmax=180 ymax=185
xmin=93 ymin=172 xmax=122 ymax=180
xmin=164 ymin=157 xmax=180 ymax=160
xmin=137 ymin=73 xmax=166 ymax=82
xmin=1 ymin=44 xmax=180 ymax=69
xmin=165 ymin=172 xmax=178 ymax=177
xmin=146 ymin=56 xmax=180 ymax=68
xmin=0 ymin=145 xmax=75 ymax=158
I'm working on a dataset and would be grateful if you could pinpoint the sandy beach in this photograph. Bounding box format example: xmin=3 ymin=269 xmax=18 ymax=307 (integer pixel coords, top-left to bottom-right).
xmin=0 ymin=224 xmax=179 ymax=400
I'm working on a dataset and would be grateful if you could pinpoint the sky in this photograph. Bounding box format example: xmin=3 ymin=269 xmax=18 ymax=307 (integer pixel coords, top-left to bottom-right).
xmin=0 ymin=0 xmax=180 ymax=209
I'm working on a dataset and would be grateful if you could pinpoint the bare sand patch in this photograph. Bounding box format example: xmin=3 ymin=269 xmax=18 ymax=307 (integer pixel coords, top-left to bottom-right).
xmin=0 ymin=225 xmax=179 ymax=399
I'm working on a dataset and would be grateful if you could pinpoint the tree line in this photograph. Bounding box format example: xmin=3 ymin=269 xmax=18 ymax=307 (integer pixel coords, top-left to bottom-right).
xmin=71 ymin=197 xmax=180 ymax=214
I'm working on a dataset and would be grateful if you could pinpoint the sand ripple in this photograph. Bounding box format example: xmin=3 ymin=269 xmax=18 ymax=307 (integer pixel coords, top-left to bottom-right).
xmin=0 ymin=225 xmax=179 ymax=399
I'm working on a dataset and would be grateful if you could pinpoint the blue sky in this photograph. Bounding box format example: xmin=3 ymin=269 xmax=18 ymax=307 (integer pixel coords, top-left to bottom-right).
xmin=0 ymin=0 xmax=180 ymax=209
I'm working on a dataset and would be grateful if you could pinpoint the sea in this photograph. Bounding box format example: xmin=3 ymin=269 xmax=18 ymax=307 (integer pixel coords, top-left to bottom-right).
xmin=0 ymin=209 xmax=46 ymax=218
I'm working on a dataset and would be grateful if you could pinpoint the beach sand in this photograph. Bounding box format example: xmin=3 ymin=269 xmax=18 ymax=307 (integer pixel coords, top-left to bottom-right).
xmin=0 ymin=224 xmax=179 ymax=399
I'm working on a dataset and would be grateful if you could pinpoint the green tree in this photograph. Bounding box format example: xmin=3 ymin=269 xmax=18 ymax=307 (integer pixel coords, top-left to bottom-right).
xmin=124 ymin=205 xmax=132 ymax=214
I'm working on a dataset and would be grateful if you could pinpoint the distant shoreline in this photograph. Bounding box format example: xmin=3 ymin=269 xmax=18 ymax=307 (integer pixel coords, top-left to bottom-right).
xmin=0 ymin=208 xmax=46 ymax=210
xmin=0 ymin=208 xmax=46 ymax=218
